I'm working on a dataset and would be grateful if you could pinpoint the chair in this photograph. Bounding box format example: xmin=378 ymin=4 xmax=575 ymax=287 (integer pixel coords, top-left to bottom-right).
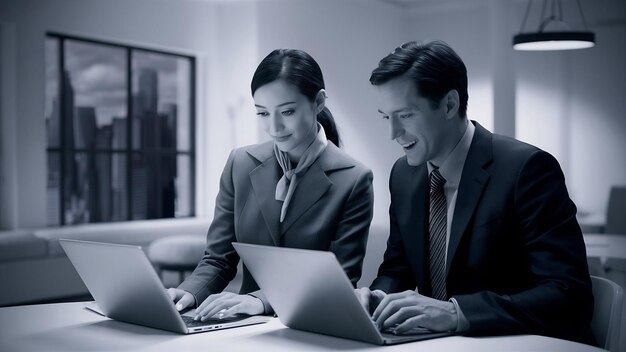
xmin=606 ymin=186 xmax=626 ymax=234
xmin=590 ymin=276 xmax=624 ymax=352
xmin=147 ymin=234 xmax=243 ymax=292
xmin=148 ymin=235 xmax=206 ymax=285
xmin=604 ymin=186 xmax=626 ymax=311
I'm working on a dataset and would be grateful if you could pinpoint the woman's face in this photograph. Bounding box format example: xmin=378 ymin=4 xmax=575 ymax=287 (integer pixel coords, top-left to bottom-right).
xmin=253 ymin=79 xmax=320 ymax=158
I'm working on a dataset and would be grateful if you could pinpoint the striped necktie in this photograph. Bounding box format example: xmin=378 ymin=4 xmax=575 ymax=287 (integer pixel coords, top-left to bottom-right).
xmin=428 ymin=168 xmax=448 ymax=301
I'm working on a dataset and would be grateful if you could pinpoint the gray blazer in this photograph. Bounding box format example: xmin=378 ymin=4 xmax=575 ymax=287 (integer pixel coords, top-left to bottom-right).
xmin=179 ymin=141 xmax=374 ymax=313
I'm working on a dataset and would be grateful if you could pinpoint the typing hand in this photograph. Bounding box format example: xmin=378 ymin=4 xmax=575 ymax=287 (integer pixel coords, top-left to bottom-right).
xmin=167 ymin=288 xmax=195 ymax=312
xmin=372 ymin=290 xmax=457 ymax=334
xmin=354 ymin=287 xmax=387 ymax=315
xmin=195 ymin=292 xmax=264 ymax=321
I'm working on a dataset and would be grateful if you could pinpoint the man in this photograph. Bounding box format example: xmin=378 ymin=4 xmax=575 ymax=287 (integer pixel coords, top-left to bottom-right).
xmin=356 ymin=40 xmax=594 ymax=345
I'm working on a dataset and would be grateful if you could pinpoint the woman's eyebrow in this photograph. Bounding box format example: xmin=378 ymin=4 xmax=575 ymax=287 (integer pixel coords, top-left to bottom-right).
xmin=255 ymin=101 xmax=297 ymax=109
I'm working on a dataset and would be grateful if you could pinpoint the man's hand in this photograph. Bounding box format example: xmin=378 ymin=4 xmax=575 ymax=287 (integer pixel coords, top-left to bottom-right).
xmin=355 ymin=287 xmax=387 ymax=314
xmin=194 ymin=292 xmax=264 ymax=321
xmin=372 ymin=290 xmax=458 ymax=333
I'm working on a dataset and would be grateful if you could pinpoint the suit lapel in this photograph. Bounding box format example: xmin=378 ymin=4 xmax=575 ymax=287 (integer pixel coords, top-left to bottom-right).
xmin=400 ymin=164 xmax=430 ymax=291
xmin=248 ymin=143 xmax=282 ymax=246
xmin=281 ymin=143 xmax=354 ymax=234
xmin=280 ymin=162 xmax=332 ymax=233
xmin=446 ymin=122 xmax=492 ymax=274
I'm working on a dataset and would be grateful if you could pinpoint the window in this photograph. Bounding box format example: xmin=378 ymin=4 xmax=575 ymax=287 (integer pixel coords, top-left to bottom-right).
xmin=45 ymin=33 xmax=195 ymax=225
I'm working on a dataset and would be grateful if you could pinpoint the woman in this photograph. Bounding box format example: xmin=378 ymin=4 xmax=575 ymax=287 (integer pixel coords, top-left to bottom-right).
xmin=168 ymin=49 xmax=373 ymax=320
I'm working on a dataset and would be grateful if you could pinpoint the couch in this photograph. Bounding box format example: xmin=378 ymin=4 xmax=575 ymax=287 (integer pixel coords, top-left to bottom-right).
xmin=0 ymin=217 xmax=212 ymax=307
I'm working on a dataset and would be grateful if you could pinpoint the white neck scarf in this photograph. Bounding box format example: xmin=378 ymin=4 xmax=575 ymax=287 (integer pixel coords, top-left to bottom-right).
xmin=274 ymin=123 xmax=328 ymax=222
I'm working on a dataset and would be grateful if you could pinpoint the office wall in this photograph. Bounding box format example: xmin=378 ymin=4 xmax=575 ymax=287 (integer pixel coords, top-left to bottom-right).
xmin=254 ymin=0 xmax=409 ymax=228
xmin=404 ymin=0 xmax=626 ymax=217
xmin=516 ymin=0 xmax=626 ymax=215
xmin=0 ymin=22 xmax=19 ymax=229
xmin=405 ymin=0 xmax=496 ymax=134
xmin=0 ymin=0 xmax=244 ymax=228
xmin=1 ymin=0 xmax=624 ymax=229
xmin=202 ymin=2 xmax=259 ymax=218
xmin=0 ymin=0 xmax=407 ymax=230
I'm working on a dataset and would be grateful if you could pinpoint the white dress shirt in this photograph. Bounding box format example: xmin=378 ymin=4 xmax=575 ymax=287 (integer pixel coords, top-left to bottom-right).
xmin=426 ymin=119 xmax=475 ymax=332
xmin=426 ymin=120 xmax=475 ymax=263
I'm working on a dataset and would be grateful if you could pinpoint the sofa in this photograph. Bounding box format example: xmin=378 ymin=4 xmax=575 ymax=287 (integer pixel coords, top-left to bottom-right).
xmin=0 ymin=217 xmax=212 ymax=307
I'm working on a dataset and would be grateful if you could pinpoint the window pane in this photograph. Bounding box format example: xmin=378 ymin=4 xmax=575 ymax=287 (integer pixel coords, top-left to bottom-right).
xmin=130 ymin=153 xmax=178 ymax=220
xmin=63 ymin=152 xmax=124 ymax=224
xmin=111 ymin=152 xmax=128 ymax=221
xmin=130 ymin=153 xmax=148 ymax=220
xmin=131 ymin=51 xmax=191 ymax=151
xmin=175 ymin=154 xmax=193 ymax=217
xmin=46 ymin=152 xmax=61 ymax=226
xmin=65 ymin=40 xmax=127 ymax=151
xmin=46 ymin=35 xmax=194 ymax=226
xmin=45 ymin=37 xmax=60 ymax=148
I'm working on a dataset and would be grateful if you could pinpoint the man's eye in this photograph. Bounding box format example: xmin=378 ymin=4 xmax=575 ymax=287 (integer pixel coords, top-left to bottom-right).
xmin=399 ymin=113 xmax=413 ymax=119
xmin=381 ymin=115 xmax=389 ymax=120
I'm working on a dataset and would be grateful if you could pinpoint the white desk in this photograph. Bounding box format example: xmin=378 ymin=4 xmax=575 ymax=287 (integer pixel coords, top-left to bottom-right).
xmin=0 ymin=302 xmax=605 ymax=352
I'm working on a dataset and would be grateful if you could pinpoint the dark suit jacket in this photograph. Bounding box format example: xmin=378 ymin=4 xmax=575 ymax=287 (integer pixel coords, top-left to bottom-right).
xmin=371 ymin=121 xmax=594 ymax=344
xmin=179 ymin=141 xmax=374 ymax=313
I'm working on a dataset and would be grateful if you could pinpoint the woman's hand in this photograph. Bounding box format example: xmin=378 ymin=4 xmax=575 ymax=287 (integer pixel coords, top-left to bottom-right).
xmin=167 ymin=288 xmax=195 ymax=311
xmin=194 ymin=292 xmax=264 ymax=321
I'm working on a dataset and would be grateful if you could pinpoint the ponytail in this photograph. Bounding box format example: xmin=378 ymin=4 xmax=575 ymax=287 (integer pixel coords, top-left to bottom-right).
xmin=317 ymin=107 xmax=340 ymax=147
xmin=252 ymin=49 xmax=340 ymax=146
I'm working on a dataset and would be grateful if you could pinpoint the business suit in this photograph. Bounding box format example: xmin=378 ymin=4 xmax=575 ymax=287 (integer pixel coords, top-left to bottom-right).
xmin=371 ymin=121 xmax=594 ymax=344
xmin=179 ymin=140 xmax=374 ymax=313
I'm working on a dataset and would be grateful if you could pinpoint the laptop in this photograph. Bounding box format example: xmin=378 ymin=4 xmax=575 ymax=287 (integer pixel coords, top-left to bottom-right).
xmin=59 ymin=239 xmax=269 ymax=334
xmin=232 ymin=243 xmax=452 ymax=345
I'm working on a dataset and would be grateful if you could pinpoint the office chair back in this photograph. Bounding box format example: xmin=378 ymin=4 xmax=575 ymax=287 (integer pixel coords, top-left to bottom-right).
xmin=590 ymin=276 xmax=624 ymax=352
xmin=606 ymin=186 xmax=626 ymax=234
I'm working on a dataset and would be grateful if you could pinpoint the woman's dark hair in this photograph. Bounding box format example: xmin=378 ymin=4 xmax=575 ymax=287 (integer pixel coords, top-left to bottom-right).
xmin=251 ymin=49 xmax=340 ymax=147
xmin=370 ymin=40 xmax=468 ymax=118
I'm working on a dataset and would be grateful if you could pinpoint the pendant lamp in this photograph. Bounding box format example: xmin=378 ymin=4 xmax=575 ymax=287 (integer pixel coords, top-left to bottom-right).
xmin=513 ymin=0 xmax=595 ymax=51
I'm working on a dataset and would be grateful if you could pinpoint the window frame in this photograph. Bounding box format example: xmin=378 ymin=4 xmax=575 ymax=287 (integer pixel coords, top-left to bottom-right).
xmin=46 ymin=32 xmax=196 ymax=225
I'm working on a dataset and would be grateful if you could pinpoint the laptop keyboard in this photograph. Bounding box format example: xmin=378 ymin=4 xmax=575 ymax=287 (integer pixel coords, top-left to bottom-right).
xmin=181 ymin=314 xmax=248 ymax=327
xmin=382 ymin=324 xmax=433 ymax=335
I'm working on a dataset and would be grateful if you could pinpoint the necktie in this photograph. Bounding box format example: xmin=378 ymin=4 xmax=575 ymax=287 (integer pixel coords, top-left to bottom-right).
xmin=429 ymin=168 xmax=447 ymax=300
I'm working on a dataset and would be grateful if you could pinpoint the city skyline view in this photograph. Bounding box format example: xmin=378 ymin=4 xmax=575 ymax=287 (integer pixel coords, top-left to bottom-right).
xmin=45 ymin=34 xmax=194 ymax=226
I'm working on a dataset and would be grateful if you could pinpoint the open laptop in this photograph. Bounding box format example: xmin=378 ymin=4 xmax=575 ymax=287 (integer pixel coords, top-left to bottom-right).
xmin=233 ymin=243 xmax=452 ymax=345
xmin=59 ymin=239 xmax=269 ymax=334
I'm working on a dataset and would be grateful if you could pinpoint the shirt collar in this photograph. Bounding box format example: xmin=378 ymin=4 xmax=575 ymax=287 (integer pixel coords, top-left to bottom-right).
xmin=427 ymin=120 xmax=475 ymax=188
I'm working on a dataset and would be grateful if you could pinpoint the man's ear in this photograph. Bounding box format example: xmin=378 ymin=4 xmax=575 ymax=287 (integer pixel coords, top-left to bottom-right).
xmin=443 ymin=90 xmax=460 ymax=120
xmin=314 ymin=89 xmax=327 ymax=114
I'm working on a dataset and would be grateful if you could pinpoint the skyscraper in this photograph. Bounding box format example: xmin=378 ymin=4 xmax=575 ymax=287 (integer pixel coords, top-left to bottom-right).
xmin=96 ymin=125 xmax=113 ymax=222
xmin=61 ymin=70 xmax=80 ymax=224
xmin=111 ymin=117 xmax=127 ymax=221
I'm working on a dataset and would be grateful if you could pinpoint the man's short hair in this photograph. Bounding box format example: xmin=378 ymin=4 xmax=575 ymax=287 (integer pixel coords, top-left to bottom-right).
xmin=370 ymin=40 xmax=468 ymax=117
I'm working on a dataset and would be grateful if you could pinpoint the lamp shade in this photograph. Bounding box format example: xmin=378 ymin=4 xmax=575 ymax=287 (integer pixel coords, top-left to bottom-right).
xmin=513 ymin=31 xmax=595 ymax=51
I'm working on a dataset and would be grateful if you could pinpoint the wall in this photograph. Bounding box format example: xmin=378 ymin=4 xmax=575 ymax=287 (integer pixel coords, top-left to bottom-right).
xmin=404 ymin=0 xmax=626 ymax=217
xmin=516 ymin=0 xmax=626 ymax=215
xmin=201 ymin=1 xmax=260 ymax=218
xmin=0 ymin=0 xmax=233 ymax=229
xmin=1 ymin=0 xmax=624 ymax=229
xmin=0 ymin=21 xmax=19 ymax=229
xmin=253 ymin=0 xmax=409 ymax=229
xmin=405 ymin=0 xmax=496 ymax=134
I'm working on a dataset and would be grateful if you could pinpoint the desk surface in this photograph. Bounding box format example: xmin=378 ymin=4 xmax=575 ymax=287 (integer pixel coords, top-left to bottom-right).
xmin=0 ymin=302 xmax=605 ymax=352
